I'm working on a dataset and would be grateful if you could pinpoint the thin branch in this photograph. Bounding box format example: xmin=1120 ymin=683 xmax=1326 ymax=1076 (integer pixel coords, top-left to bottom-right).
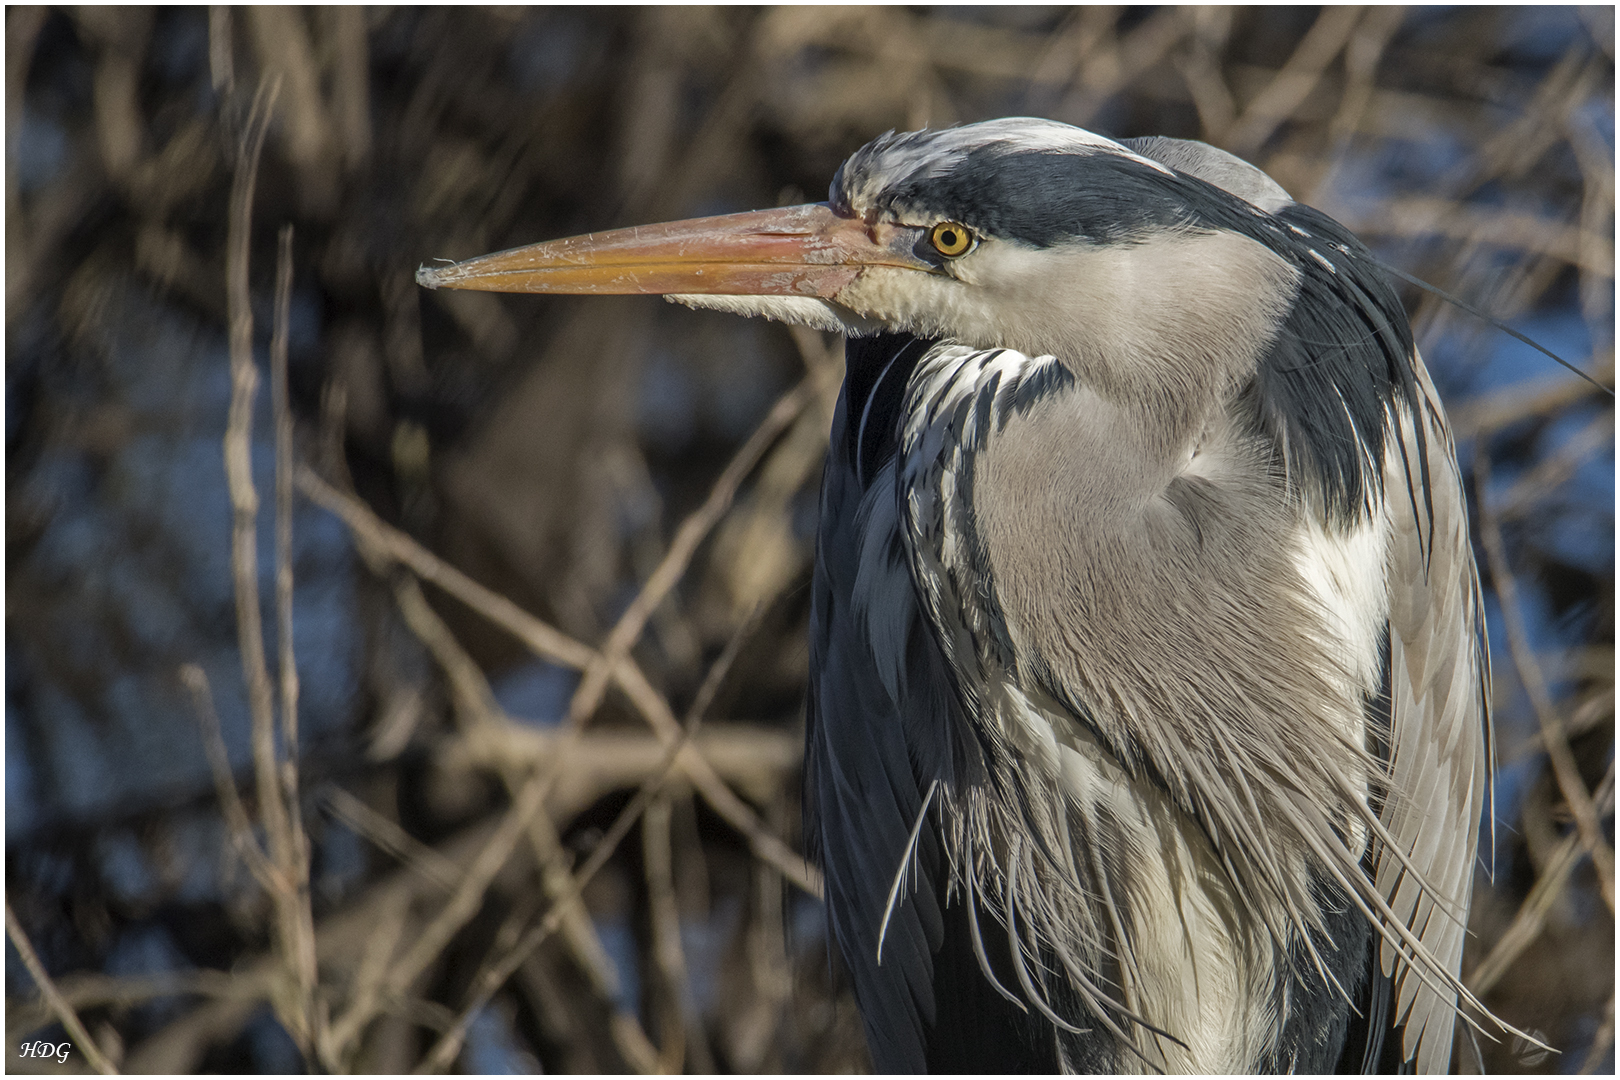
xmin=270 ymin=217 xmax=325 ymax=1064
xmin=295 ymin=466 xmax=594 ymax=668
xmin=1474 ymin=445 xmax=1616 ymax=914
xmin=180 ymin=664 xmax=278 ymax=891
xmin=225 ymin=77 xmax=287 ymax=873
xmin=1468 ymin=764 xmax=1615 ymax=996
xmin=207 ymin=5 xmax=232 ymax=97
xmin=412 ymin=681 xmax=711 ymax=1072
xmin=563 ymin=376 xmax=817 ymax=728
xmin=454 ymin=723 xmax=800 ymax=813
xmin=224 ymin=76 xmax=323 ymax=1062
xmin=1330 ymin=196 xmax=1616 ymax=279
xmin=1502 ymin=686 xmax=1614 ymax=767
xmin=1495 ymin=408 xmax=1614 ymax=521
xmin=326 ymin=765 xmax=549 ymax=1055
xmin=1449 ymin=350 xmax=1615 ymax=439
xmin=611 ymin=660 xmax=822 ymax=896
xmin=321 ymin=787 xmax=460 ymax=893
xmin=1222 ymin=5 xmax=1364 ymax=156
xmin=1054 ymin=6 xmax=1187 ymax=125
xmin=6 ymin=900 xmax=120 ymax=1074
xmin=5 ymin=969 xmax=250 ymax=1040
xmin=330 ymin=893 xmax=411 ymax=1073
xmin=296 ymin=466 xmax=823 ymax=897
xmin=1580 ymin=991 xmax=1616 ymax=1074
xmin=123 ymin=815 xmax=517 ymax=1073
xmin=629 ymin=613 xmax=766 ymax=1073
xmin=369 ymin=566 xmax=651 ymax=1049
xmin=414 ymin=600 xmax=764 ymax=1073
xmin=643 ymin=794 xmax=696 ymax=1072
xmin=271 ymin=221 xmax=305 ymax=851
xmin=306 ymin=471 xmax=647 ymax=1062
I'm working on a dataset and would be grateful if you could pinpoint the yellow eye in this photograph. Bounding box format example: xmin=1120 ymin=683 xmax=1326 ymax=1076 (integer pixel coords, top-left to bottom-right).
xmin=929 ymin=221 xmax=975 ymax=258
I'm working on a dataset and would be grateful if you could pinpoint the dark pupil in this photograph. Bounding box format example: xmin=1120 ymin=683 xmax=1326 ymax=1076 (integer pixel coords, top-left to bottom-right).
xmin=940 ymin=229 xmax=958 ymax=248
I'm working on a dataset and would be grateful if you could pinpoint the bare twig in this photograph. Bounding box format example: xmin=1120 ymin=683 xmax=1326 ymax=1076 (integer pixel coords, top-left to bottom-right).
xmin=1448 ymin=351 xmax=1615 ymax=439
xmin=6 ymin=900 xmax=120 ymax=1074
xmin=611 ymin=663 xmax=821 ymax=896
xmin=1054 ymin=6 xmax=1187 ymax=125
xmin=244 ymin=6 xmax=335 ymax=212
xmin=448 ymin=723 xmax=800 ymax=815
xmin=745 ymin=792 xmax=795 ymax=1066
xmin=643 ymin=794 xmax=688 ymax=1072
xmin=320 ymin=534 xmax=646 ymax=1059
xmin=5 ymin=969 xmax=250 ymax=1041
xmin=271 ymin=222 xmax=302 ymax=829
xmin=224 ymin=77 xmax=323 ymax=1061
xmin=296 ymin=466 xmax=823 ymax=896
xmin=1468 ymin=765 xmax=1615 ymax=995
xmin=414 ymin=601 xmax=765 ymax=1073
xmin=331 ymin=892 xmax=411 ymax=1073
xmin=1580 ymin=992 xmax=1616 ymax=1074
xmin=1474 ymin=446 xmax=1616 ymax=914
xmin=413 ymin=692 xmax=707 ymax=1072
xmin=207 ymin=5 xmax=232 ymax=97
xmin=1563 ymin=104 xmax=1618 ymax=335
xmin=563 ymin=376 xmax=818 ymax=728
xmin=181 ymin=664 xmax=277 ymax=891
xmin=308 ymin=463 xmax=644 ymax=1060
xmin=1302 ymin=5 xmax=1406 ymax=204
xmin=296 ymin=466 xmax=593 ymax=667
xmin=324 ymin=6 xmax=371 ymax=171
xmin=225 ymin=82 xmax=284 ymax=874
xmin=632 ymin=614 xmax=765 ymax=1074
xmin=1222 ymin=5 xmax=1364 ymax=156
xmin=1329 ymin=196 xmax=1616 ymax=278
xmin=1174 ymin=8 xmax=1238 ymax=141
xmin=126 ymin=818 xmax=510 ymax=1073
xmin=412 ymin=779 xmax=675 ymax=1071
xmin=365 ymin=564 xmax=649 ymax=1054
xmin=269 ymin=218 xmax=325 ymax=1062
xmin=1326 ymin=5 xmax=1404 ymax=145
xmin=1496 ymin=409 xmax=1614 ymax=519
xmin=1502 ymin=687 xmax=1614 ymax=767
xmin=321 ymin=787 xmax=461 ymax=893
xmin=327 ymin=765 xmax=548 ymax=1055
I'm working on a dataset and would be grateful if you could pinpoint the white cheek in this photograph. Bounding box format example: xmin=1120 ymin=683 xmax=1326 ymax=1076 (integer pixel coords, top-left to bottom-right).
xmin=663 ymin=294 xmax=880 ymax=334
xmin=834 ymin=268 xmax=995 ymax=341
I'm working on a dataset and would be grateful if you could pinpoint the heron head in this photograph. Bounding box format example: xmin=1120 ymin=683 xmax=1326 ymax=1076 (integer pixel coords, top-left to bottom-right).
xmin=418 ymin=118 xmax=1299 ymax=382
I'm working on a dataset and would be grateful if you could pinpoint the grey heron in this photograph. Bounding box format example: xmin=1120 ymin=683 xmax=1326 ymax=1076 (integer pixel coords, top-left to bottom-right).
xmin=419 ymin=118 xmax=1513 ymax=1073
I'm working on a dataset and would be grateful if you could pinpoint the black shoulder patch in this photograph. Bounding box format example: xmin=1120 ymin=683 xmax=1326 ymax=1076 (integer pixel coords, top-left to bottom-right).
xmin=846 ymin=332 xmax=932 ymax=488
xmin=1248 ymin=203 xmax=1421 ymax=523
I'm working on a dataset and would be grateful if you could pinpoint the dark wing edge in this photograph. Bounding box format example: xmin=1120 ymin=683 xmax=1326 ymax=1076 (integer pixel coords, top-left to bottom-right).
xmin=804 ymin=343 xmax=944 ymax=1073
xmin=807 ymin=334 xmax=1061 ymax=1072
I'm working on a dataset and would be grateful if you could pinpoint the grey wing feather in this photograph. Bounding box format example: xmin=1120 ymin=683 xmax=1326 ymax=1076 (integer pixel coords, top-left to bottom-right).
xmin=1378 ymin=348 xmax=1492 ymax=1074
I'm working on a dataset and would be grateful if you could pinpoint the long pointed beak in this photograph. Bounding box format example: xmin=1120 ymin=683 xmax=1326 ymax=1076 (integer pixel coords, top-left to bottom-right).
xmin=415 ymin=203 xmax=931 ymax=298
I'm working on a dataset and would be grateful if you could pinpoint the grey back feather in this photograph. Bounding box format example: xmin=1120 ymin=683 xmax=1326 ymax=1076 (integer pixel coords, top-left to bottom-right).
xmin=1378 ymin=352 xmax=1493 ymax=1074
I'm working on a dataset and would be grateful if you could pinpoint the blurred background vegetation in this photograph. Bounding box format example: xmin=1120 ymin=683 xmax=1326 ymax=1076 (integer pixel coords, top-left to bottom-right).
xmin=5 ymin=6 xmax=1612 ymax=1074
